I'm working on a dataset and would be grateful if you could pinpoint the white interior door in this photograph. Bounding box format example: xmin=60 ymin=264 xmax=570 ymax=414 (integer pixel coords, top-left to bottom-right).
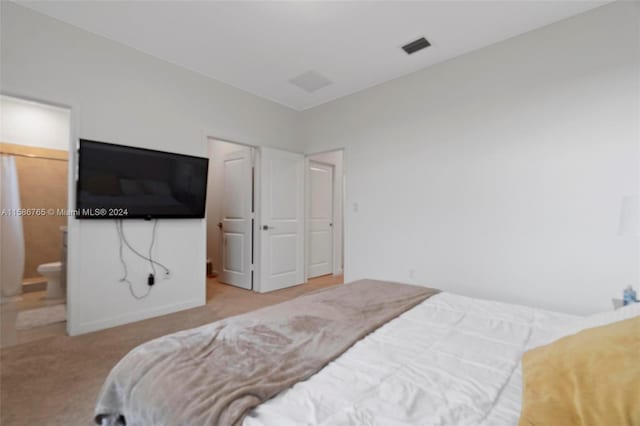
xmin=220 ymin=149 xmax=253 ymax=290
xmin=259 ymin=147 xmax=304 ymax=292
xmin=308 ymin=161 xmax=334 ymax=278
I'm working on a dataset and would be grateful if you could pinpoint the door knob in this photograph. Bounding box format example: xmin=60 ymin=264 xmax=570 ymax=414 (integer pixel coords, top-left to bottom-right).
xmin=262 ymin=225 xmax=271 ymax=231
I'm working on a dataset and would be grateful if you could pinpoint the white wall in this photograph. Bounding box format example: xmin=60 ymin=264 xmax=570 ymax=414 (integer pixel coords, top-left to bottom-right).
xmin=307 ymin=150 xmax=344 ymax=276
xmin=301 ymin=1 xmax=639 ymax=315
xmin=2 ymin=1 xmax=637 ymax=331
xmin=1 ymin=3 xmax=300 ymax=334
xmin=0 ymin=95 xmax=70 ymax=151
xmin=206 ymin=139 xmax=251 ymax=275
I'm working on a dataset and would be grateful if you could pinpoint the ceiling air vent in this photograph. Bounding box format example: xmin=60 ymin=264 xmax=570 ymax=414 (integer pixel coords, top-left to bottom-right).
xmin=402 ymin=37 xmax=431 ymax=55
xmin=289 ymin=71 xmax=332 ymax=93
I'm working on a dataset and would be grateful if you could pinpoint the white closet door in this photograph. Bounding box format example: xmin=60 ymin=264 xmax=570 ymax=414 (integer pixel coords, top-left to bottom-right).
xmin=219 ymin=149 xmax=252 ymax=290
xmin=308 ymin=161 xmax=333 ymax=278
xmin=259 ymin=147 xmax=304 ymax=292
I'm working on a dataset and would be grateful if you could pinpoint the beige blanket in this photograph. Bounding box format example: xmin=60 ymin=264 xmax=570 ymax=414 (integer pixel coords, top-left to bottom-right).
xmin=95 ymin=279 xmax=439 ymax=426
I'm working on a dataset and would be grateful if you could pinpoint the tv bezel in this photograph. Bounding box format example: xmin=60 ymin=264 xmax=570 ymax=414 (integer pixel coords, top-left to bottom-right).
xmin=75 ymin=139 xmax=209 ymax=220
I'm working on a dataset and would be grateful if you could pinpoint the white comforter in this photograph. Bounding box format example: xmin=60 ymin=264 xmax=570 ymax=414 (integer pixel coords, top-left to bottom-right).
xmin=244 ymin=292 xmax=583 ymax=426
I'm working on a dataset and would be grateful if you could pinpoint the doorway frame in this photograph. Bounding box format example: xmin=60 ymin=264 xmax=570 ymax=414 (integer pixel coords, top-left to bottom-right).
xmin=306 ymin=159 xmax=335 ymax=279
xmin=205 ymin=133 xmax=347 ymax=290
xmin=204 ymin=135 xmax=264 ymax=292
xmin=0 ymin=90 xmax=79 ymax=336
xmin=304 ymin=148 xmax=346 ymax=281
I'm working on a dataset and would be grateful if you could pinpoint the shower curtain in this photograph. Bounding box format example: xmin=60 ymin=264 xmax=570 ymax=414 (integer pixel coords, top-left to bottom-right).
xmin=0 ymin=154 xmax=25 ymax=300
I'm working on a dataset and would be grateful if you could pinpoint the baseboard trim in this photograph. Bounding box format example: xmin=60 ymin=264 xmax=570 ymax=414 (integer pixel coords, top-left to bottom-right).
xmin=68 ymin=298 xmax=205 ymax=336
xmin=22 ymin=279 xmax=46 ymax=293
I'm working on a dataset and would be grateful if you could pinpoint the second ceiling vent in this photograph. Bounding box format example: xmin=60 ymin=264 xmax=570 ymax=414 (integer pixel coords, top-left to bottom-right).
xmin=289 ymin=71 xmax=332 ymax=93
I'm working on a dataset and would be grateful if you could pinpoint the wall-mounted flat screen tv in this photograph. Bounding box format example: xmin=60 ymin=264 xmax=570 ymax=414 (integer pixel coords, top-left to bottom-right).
xmin=76 ymin=139 xmax=209 ymax=219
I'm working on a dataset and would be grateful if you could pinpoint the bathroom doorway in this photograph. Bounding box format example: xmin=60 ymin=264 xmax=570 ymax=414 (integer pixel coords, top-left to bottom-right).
xmin=0 ymin=94 xmax=71 ymax=348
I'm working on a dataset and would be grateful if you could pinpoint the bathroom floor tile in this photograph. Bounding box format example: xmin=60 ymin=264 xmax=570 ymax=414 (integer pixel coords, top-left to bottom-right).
xmin=0 ymin=290 xmax=66 ymax=348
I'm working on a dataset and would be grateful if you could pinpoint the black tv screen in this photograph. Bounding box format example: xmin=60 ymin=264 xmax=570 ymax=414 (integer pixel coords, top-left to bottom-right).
xmin=76 ymin=139 xmax=209 ymax=219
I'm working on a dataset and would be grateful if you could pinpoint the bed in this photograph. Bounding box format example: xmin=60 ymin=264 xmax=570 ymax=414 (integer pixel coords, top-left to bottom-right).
xmin=245 ymin=291 xmax=583 ymax=426
xmin=95 ymin=280 xmax=639 ymax=426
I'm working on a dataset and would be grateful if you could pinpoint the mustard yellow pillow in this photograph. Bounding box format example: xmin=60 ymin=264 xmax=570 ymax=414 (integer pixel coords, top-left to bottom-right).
xmin=519 ymin=316 xmax=640 ymax=426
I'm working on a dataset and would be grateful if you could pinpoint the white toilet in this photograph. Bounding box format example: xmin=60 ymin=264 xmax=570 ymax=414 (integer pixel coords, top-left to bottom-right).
xmin=37 ymin=262 xmax=64 ymax=299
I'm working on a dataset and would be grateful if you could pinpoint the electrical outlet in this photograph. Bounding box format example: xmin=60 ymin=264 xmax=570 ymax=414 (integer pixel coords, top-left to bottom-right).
xmin=409 ymin=269 xmax=416 ymax=281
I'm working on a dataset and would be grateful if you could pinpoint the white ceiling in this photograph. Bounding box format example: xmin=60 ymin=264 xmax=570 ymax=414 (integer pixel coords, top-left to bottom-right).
xmin=19 ymin=1 xmax=610 ymax=111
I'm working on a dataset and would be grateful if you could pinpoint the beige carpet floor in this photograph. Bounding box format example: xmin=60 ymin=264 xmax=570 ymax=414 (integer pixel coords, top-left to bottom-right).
xmin=0 ymin=276 xmax=342 ymax=426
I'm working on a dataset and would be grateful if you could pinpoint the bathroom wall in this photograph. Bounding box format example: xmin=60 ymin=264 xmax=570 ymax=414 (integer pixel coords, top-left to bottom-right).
xmin=0 ymin=143 xmax=68 ymax=280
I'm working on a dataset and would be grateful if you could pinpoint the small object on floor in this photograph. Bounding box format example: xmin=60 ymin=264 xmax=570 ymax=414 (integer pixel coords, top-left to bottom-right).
xmin=623 ymin=286 xmax=638 ymax=306
xmin=15 ymin=304 xmax=66 ymax=330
